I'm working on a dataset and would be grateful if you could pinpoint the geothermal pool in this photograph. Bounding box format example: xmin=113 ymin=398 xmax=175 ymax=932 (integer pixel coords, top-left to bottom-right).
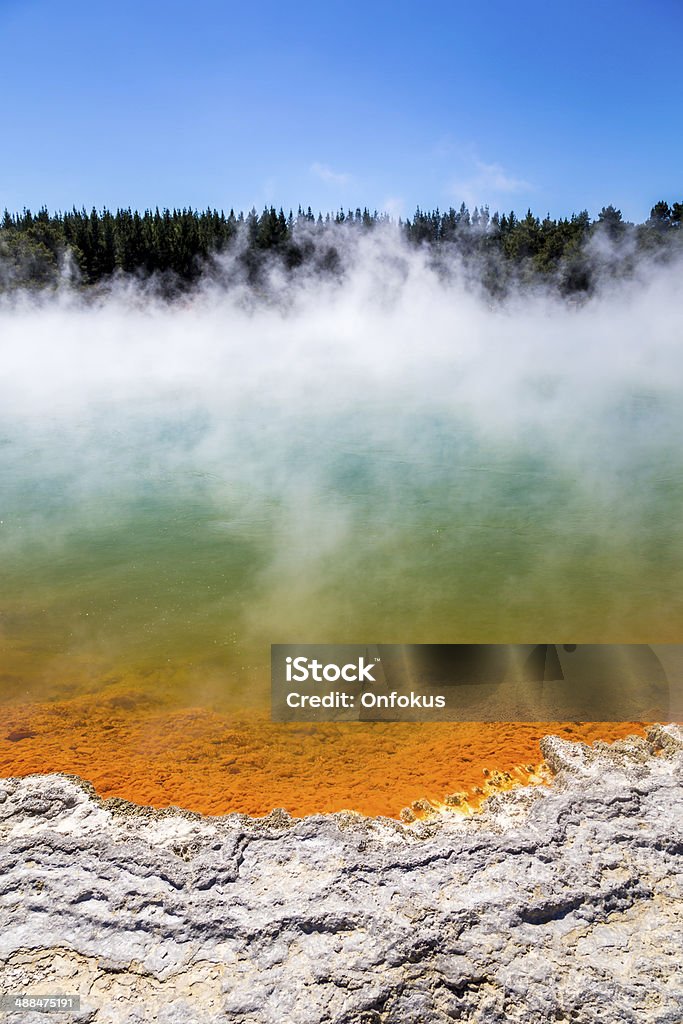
xmin=0 ymin=411 xmax=674 ymax=816
xmin=1 ymin=260 xmax=682 ymax=815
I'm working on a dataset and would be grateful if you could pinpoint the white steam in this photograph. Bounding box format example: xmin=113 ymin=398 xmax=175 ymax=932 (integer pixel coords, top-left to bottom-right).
xmin=1 ymin=229 xmax=682 ymax=682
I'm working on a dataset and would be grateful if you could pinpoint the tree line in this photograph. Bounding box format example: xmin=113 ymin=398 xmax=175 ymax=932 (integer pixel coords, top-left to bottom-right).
xmin=1 ymin=199 xmax=681 ymax=296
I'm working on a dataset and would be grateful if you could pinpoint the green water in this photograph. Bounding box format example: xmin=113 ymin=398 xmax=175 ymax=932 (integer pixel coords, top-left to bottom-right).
xmin=2 ymin=394 xmax=683 ymax=708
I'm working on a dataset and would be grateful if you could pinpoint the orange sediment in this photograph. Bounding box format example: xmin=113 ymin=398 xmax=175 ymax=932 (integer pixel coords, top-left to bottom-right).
xmin=0 ymin=684 xmax=646 ymax=818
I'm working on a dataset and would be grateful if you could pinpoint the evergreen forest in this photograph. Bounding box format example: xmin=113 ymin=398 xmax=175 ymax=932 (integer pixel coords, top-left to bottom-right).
xmin=1 ymin=200 xmax=681 ymax=297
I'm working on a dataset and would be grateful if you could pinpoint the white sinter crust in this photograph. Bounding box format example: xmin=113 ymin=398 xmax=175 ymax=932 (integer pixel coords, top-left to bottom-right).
xmin=0 ymin=725 xmax=682 ymax=1023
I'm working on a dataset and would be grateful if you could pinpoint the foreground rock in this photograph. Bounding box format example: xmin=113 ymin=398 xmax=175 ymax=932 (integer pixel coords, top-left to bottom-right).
xmin=0 ymin=726 xmax=682 ymax=1024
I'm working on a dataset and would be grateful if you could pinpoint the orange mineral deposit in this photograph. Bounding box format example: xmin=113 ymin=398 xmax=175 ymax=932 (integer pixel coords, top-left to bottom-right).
xmin=0 ymin=682 xmax=645 ymax=818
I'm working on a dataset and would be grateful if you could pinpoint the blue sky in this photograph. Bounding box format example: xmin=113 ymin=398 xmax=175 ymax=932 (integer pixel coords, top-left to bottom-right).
xmin=1 ymin=0 xmax=681 ymax=220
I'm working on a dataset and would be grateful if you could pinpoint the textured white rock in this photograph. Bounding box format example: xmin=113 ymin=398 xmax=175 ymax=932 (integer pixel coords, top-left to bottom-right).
xmin=0 ymin=726 xmax=682 ymax=1023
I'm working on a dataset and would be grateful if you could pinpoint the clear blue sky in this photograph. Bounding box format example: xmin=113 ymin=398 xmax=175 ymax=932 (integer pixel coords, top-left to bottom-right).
xmin=1 ymin=0 xmax=681 ymax=221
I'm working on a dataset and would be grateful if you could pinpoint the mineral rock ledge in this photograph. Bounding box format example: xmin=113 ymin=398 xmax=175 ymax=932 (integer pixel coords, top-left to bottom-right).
xmin=1 ymin=726 xmax=682 ymax=1024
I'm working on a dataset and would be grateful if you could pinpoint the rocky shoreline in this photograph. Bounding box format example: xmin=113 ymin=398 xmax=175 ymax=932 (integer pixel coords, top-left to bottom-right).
xmin=1 ymin=726 xmax=682 ymax=1023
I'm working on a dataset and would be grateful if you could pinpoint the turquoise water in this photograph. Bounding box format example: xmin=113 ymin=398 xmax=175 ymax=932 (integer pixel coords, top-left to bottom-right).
xmin=2 ymin=390 xmax=683 ymax=710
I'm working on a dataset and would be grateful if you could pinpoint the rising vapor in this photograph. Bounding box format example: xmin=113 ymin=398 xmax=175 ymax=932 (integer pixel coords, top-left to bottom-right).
xmin=1 ymin=229 xmax=682 ymax=705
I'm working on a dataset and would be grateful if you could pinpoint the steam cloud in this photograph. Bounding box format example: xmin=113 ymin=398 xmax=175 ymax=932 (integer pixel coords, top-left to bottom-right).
xmin=1 ymin=228 xmax=682 ymax=703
